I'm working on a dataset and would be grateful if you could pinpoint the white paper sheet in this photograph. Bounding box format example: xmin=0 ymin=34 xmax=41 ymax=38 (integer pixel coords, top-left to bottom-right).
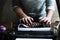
xmin=16 ymin=38 xmax=53 ymax=40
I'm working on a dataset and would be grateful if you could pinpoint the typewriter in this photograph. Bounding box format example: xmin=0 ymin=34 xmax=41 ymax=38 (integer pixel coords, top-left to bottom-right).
xmin=9 ymin=20 xmax=60 ymax=40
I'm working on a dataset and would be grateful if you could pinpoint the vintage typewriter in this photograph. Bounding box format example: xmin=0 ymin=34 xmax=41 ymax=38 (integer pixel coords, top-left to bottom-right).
xmin=9 ymin=20 xmax=60 ymax=40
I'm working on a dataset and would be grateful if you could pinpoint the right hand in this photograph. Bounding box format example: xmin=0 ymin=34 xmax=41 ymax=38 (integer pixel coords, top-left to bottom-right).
xmin=19 ymin=16 xmax=34 ymax=24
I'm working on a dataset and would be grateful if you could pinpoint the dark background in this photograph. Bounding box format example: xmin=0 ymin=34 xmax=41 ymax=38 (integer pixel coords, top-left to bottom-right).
xmin=0 ymin=0 xmax=17 ymax=23
xmin=56 ymin=0 xmax=60 ymax=16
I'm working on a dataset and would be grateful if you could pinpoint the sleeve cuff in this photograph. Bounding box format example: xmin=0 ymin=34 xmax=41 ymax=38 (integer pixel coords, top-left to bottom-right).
xmin=12 ymin=6 xmax=19 ymax=10
xmin=47 ymin=6 xmax=55 ymax=11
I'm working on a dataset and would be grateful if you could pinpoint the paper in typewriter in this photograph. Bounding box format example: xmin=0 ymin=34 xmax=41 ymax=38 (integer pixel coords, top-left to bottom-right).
xmin=16 ymin=38 xmax=53 ymax=40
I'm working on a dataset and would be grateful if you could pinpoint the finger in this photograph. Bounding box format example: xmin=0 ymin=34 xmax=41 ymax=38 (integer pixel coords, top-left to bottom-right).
xmin=46 ymin=20 xmax=51 ymax=25
xmin=28 ymin=18 xmax=32 ymax=24
xmin=39 ymin=17 xmax=43 ymax=22
xmin=19 ymin=19 xmax=22 ymax=23
xmin=46 ymin=21 xmax=49 ymax=25
xmin=39 ymin=17 xmax=43 ymax=19
xmin=22 ymin=18 xmax=25 ymax=23
xmin=39 ymin=17 xmax=46 ymax=22
xmin=44 ymin=18 xmax=48 ymax=22
xmin=30 ymin=17 xmax=34 ymax=21
xmin=25 ymin=18 xmax=29 ymax=24
xmin=48 ymin=21 xmax=51 ymax=25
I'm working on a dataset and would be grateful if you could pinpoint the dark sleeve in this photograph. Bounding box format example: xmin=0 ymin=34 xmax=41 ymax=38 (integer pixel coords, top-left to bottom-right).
xmin=12 ymin=0 xmax=20 ymax=9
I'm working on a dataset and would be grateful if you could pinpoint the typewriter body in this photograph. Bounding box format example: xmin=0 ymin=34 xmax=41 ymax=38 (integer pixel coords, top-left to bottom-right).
xmin=9 ymin=20 xmax=60 ymax=40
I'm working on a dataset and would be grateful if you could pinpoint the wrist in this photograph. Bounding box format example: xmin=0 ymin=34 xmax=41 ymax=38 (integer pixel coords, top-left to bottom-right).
xmin=46 ymin=9 xmax=53 ymax=19
xmin=20 ymin=13 xmax=30 ymax=18
xmin=20 ymin=15 xmax=28 ymax=18
xmin=46 ymin=16 xmax=52 ymax=21
xmin=46 ymin=14 xmax=52 ymax=20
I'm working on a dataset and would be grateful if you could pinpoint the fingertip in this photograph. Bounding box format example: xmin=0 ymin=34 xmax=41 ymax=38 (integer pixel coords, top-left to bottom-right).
xmin=44 ymin=20 xmax=46 ymax=22
xmin=31 ymin=18 xmax=34 ymax=21
xmin=49 ymin=22 xmax=51 ymax=25
xmin=39 ymin=17 xmax=43 ymax=19
xmin=46 ymin=21 xmax=48 ymax=25
xmin=46 ymin=21 xmax=51 ymax=26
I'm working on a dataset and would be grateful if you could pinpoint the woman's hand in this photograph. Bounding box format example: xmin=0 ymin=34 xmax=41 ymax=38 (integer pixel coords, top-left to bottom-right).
xmin=39 ymin=17 xmax=52 ymax=25
xmin=20 ymin=16 xmax=34 ymax=24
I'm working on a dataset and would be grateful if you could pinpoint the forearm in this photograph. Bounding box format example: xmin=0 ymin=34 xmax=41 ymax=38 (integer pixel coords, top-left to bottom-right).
xmin=46 ymin=0 xmax=55 ymax=18
xmin=14 ymin=7 xmax=33 ymax=24
xmin=14 ymin=7 xmax=27 ymax=18
xmin=46 ymin=9 xmax=54 ymax=19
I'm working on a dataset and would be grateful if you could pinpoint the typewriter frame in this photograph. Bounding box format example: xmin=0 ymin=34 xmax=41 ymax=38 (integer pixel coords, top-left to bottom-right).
xmin=9 ymin=21 xmax=60 ymax=40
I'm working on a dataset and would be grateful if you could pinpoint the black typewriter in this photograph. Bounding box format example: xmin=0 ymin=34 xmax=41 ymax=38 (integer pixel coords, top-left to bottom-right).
xmin=9 ymin=20 xmax=60 ymax=40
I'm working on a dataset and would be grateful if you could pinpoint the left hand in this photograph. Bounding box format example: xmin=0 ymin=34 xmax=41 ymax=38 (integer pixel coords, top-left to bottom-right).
xmin=39 ymin=17 xmax=52 ymax=25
